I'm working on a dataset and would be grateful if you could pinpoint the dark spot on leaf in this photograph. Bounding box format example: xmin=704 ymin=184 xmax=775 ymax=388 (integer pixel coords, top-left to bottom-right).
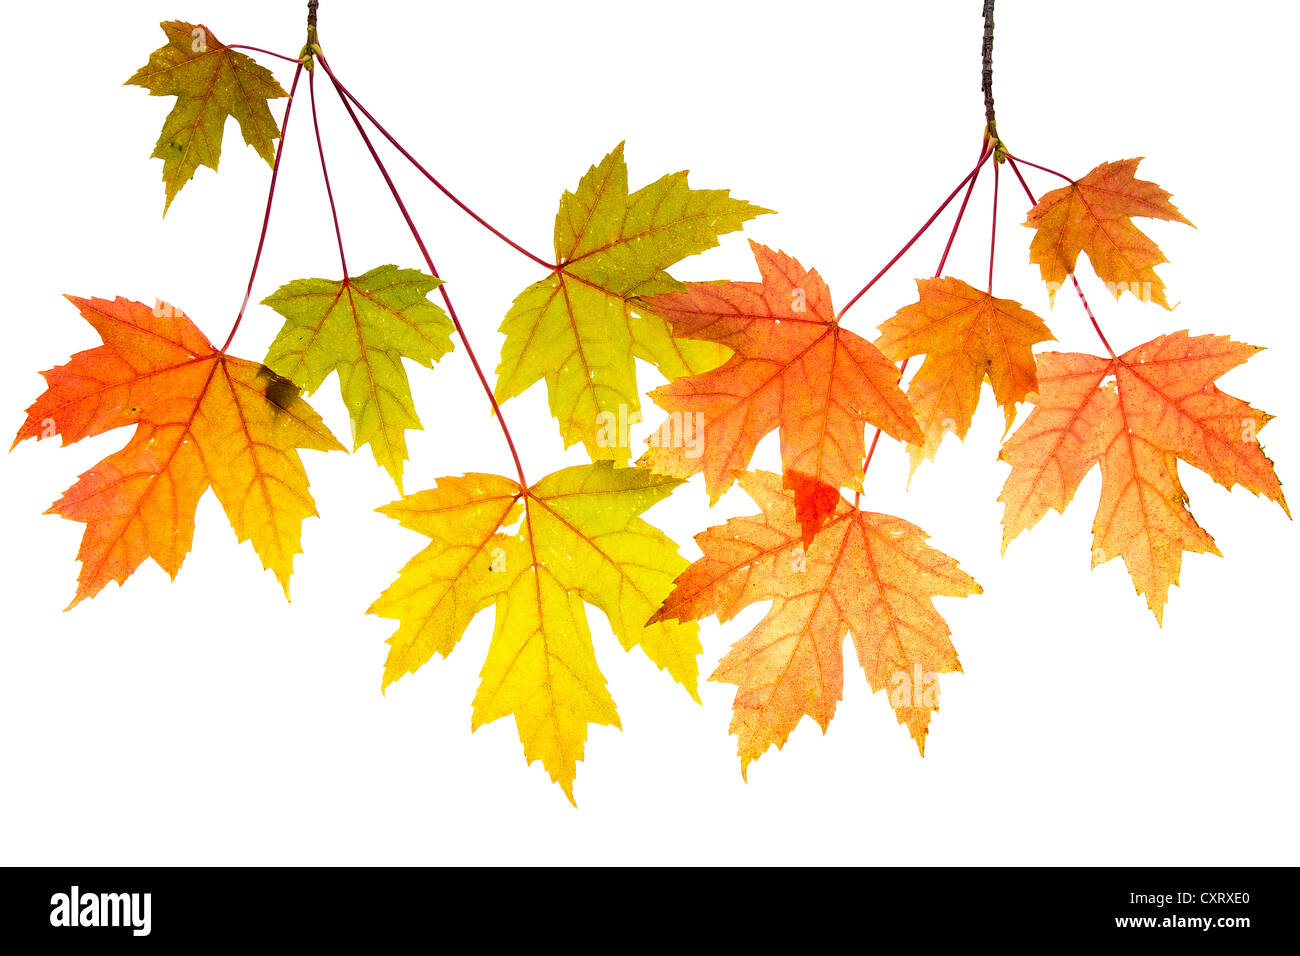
xmin=254 ymin=365 xmax=301 ymax=414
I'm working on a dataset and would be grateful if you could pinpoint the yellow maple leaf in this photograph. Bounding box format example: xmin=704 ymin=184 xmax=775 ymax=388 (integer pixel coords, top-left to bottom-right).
xmin=372 ymin=462 xmax=700 ymax=801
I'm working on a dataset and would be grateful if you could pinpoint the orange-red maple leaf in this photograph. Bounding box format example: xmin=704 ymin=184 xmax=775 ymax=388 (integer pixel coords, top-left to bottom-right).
xmin=999 ymin=332 xmax=1287 ymax=622
xmin=876 ymin=276 xmax=1054 ymax=471
xmin=641 ymin=242 xmax=920 ymax=542
xmin=1025 ymin=158 xmax=1192 ymax=309
xmin=13 ymin=296 xmax=343 ymax=606
xmin=652 ymin=471 xmax=980 ymax=775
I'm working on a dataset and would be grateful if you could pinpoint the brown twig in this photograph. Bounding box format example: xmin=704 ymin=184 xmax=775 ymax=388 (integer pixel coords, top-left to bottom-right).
xmin=981 ymin=0 xmax=1005 ymax=160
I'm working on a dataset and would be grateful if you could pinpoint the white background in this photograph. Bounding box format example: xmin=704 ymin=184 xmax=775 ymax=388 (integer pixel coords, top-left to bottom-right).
xmin=1 ymin=0 xmax=1296 ymax=865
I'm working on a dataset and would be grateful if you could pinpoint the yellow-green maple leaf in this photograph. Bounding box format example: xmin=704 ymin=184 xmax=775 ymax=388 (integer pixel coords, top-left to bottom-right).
xmin=126 ymin=21 xmax=288 ymax=212
xmin=261 ymin=265 xmax=454 ymax=491
xmin=495 ymin=144 xmax=770 ymax=462
xmin=371 ymin=462 xmax=701 ymax=802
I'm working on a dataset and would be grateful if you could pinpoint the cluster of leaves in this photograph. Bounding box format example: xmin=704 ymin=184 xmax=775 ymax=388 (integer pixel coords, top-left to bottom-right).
xmin=1001 ymin=161 xmax=1286 ymax=622
xmin=12 ymin=18 xmax=1286 ymax=801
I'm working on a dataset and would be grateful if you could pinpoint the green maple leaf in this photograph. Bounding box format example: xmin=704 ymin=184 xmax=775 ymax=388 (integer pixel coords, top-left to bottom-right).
xmin=261 ymin=265 xmax=455 ymax=491
xmin=494 ymin=143 xmax=771 ymax=462
xmin=372 ymin=462 xmax=700 ymax=801
xmin=126 ymin=20 xmax=288 ymax=212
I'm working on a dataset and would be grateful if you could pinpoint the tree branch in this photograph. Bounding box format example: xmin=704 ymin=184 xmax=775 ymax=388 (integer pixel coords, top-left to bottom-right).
xmin=981 ymin=0 xmax=1005 ymax=160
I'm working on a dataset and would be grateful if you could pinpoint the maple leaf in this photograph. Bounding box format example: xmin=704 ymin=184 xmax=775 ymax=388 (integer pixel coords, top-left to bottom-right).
xmin=126 ymin=21 xmax=288 ymax=212
xmin=494 ymin=143 xmax=769 ymax=462
xmin=641 ymin=241 xmax=921 ymax=543
xmin=1025 ymin=158 xmax=1193 ymax=309
xmin=371 ymin=462 xmax=701 ymax=802
xmin=261 ymin=264 xmax=455 ymax=491
xmin=652 ymin=472 xmax=979 ymax=775
xmin=12 ymin=296 xmax=343 ymax=607
xmin=875 ymin=276 xmax=1054 ymax=472
xmin=999 ymin=332 xmax=1287 ymax=622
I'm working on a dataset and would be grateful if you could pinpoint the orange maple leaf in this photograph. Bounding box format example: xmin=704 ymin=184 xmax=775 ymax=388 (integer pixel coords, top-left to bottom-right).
xmin=652 ymin=471 xmax=980 ymax=775
xmin=876 ymin=276 xmax=1054 ymax=471
xmin=1025 ymin=158 xmax=1193 ymax=309
xmin=999 ymin=332 xmax=1287 ymax=622
xmin=13 ymin=296 xmax=344 ymax=606
xmin=641 ymin=242 xmax=920 ymax=542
